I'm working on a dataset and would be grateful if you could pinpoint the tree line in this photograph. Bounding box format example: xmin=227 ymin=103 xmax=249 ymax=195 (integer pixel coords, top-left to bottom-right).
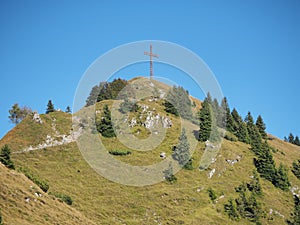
xmin=284 ymin=133 xmax=300 ymax=146
xmin=8 ymin=101 xmax=71 ymax=125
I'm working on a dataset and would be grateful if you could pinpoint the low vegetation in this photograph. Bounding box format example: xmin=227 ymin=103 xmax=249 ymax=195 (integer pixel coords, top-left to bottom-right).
xmin=18 ymin=166 xmax=49 ymax=192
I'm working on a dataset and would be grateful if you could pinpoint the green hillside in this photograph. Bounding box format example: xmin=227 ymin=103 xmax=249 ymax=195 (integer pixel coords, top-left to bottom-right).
xmin=1 ymin=77 xmax=300 ymax=224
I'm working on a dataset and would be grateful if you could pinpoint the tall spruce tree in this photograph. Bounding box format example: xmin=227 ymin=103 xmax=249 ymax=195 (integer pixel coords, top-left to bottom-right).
xmin=220 ymin=97 xmax=234 ymax=132
xmin=96 ymin=105 xmax=116 ymax=138
xmin=253 ymin=141 xmax=276 ymax=181
xmin=198 ymin=99 xmax=212 ymax=142
xmin=256 ymin=115 xmax=267 ymax=139
xmin=46 ymin=100 xmax=55 ymax=114
xmin=245 ymin=112 xmax=261 ymax=145
xmin=231 ymin=108 xmax=250 ymax=143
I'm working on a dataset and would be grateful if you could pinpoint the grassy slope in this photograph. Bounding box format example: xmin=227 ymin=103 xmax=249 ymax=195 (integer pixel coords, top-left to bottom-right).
xmin=1 ymin=80 xmax=300 ymax=224
xmin=0 ymin=163 xmax=96 ymax=225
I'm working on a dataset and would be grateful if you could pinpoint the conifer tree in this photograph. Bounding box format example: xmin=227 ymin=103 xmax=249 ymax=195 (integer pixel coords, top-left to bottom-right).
xmin=245 ymin=112 xmax=262 ymax=145
xmin=247 ymin=170 xmax=263 ymax=196
xmin=172 ymin=129 xmax=191 ymax=169
xmin=288 ymin=195 xmax=300 ymax=225
xmin=224 ymin=198 xmax=240 ymax=221
xmin=292 ymin=160 xmax=300 ymax=180
xmin=231 ymin=108 xmax=250 ymax=143
xmin=65 ymin=106 xmax=71 ymax=113
xmin=0 ymin=145 xmax=15 ymax=169
xmin=289 ymin=133 xmax=295 ymax=144
xmin=220 ymin=97 xmax=234 ymax=132
xmin=85 ymin=85 xmax=100 ymax=106
xmin=198 ymin=99 xmax=212 ymax=142
xmin=46 ymin=100 xmax=55 ymax=114
xmin=256 ymin=115 xmax=267 ymax=139
xmin=295 ymin=136 xmax=300 ymax=146
xmin=96 ymin=105 xmax=116 ymax=138
xmin=253 ymin=141 xmax=276 ymax=181
xmin=164 ymin=86 xmax=192 ymax=120
xmin=237 ymin=122 xmax=250 ymax=144
xmin=274 ymin=163 xmax=290 ymax=191
xmin=163 ymin=162 xmax=177 ymax=183
xmin=206 ymin=92 xmax=213 ymax=105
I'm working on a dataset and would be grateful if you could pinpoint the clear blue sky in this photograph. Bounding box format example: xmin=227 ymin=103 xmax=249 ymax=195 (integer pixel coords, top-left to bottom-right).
xmin=1 ymin=0 xmax=299 ymax=139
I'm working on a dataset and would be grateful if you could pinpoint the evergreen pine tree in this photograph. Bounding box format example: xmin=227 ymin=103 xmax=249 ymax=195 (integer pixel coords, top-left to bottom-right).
xmin=245 ymin=112 xmax=262 ymax=145
xmin=198 ymin=99 xmax=212 ymax=142
xmin=96 ymin=105 xmax=116 ymax=138
xmin=220 ymin=97 xmax=234 ymax=132
xmin=65 ymin=106 xmax=71 ymax=113
xmin=231 ymin=108 xmax=250 ymax=143
xmin=253 ymin=141 xmax=276 ymax=182
xmin=274 ymin=163 xmax=290 ymax=191
xmin=163 ymin=162 xmax=177 ymax=183
xmin=0 ymin=145 xmax=15 ymax=169
xmin=224 ymin=198 xmax=240 ymax=221
xmin=289 ymin=133 xmax=295 ymax=144
xmin=292 ymin=160 xmax=300 ymax=180
xmin=238 ymin=122 xmax=250 ymax=144
xmin=85 ymin=85 xmax=100 ymax=106
xmin=247 ymin=170 xmax=263 ymax=196
xmin=164 ymin=86 xmax=192 ymax=120
xmin=172 ymin=129 xmax=191 ymax=169
xmin=256 ymin=115 xmax=267 ymax=139
xmin=295 ymin=136 xmax=300 ymax=146
xmin=288 ymin=195 xmax=300 ymax=225
xmin=206 ymin=92 xmax=213 ymax=105
xmin=46 ymin=100 xmax=55 ymax=114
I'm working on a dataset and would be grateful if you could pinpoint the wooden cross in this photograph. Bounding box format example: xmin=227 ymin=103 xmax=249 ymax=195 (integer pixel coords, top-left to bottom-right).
xmin=144 ymin=44 xmax=158 ymax=79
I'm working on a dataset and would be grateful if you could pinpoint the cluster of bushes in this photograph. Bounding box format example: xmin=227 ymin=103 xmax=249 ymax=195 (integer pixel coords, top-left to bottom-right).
xmin=50 ymin=192 xmax=73 ymax=205
xmin=108 ymin=150 xmax=131 ymax=156
xmin=18 ymin=167 xmax=49 ymax=192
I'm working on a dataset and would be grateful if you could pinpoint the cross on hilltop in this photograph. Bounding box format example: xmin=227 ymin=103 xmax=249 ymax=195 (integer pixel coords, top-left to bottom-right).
xmin=144 ymin=44 xmax=158 ymax=80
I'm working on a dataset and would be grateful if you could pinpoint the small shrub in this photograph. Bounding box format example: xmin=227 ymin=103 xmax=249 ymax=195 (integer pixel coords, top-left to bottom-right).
xmin=224 ymin=132 xmax=238 ymax=142
xmin=18 ymin=167 xmax=49 ymax=192
xmin=108 ymin=150 xmax=131 ymax=156
xmin=207 ymin=187 xmax=217 ymax=202
xmin=183 ymin=159 xmax=193 ymax=170
xmin=50 ymin=192 xmax=73 ymax=205
xmin=164 ymin=163 xmax=177 ymax=184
